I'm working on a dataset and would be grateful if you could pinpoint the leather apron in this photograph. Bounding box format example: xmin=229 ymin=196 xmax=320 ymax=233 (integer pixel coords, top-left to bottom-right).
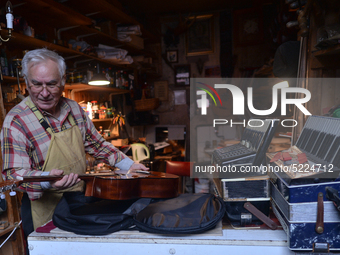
xmin=26 ymin=99 xmax=86 ymax=229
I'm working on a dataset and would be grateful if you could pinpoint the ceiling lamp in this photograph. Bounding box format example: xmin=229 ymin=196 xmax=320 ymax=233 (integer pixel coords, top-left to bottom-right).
xmin=88 ymin=63 xmax=110 ymax=86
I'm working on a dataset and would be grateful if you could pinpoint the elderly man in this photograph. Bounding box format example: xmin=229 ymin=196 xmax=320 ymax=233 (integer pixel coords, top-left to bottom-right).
xmin=0 ymin=48 xmax=147 ymax=238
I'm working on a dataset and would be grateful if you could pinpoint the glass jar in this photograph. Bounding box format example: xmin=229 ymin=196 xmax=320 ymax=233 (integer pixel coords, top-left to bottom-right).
xmin=99 ymin=104 xmax=107 ymax=119
xmin=98 ymin=109 xmax=105 ymax=119
xmin=76 ymin=72 xmax=83 ymax=83
xmin=106 ymin=108 xmax=113 ymax=119
xmin=104 ymin=129 xmax=110 ymax=138
xmin=91 ymin=101 xmax=99 ymax=119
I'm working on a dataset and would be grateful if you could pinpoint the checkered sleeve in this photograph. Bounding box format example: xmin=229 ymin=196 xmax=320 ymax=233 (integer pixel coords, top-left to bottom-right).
xmin=1 ymin=124 xmax=45 ymax=201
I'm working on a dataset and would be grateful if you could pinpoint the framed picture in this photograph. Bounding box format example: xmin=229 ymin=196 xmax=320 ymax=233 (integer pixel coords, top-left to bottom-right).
xmin=233 ymin=8 xmax=264 ymax=46
xmin=154 ymin=81 xmax=169 ymax=101
xmin=174 ymin=65 xmax=191 ymax=86
xmin=166 ymin=50 xmax=178 ymax=63
xmin=186 ymin=14 xmax=214 ymax=56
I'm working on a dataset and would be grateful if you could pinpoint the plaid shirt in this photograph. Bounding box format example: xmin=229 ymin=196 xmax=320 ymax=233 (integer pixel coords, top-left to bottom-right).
xmin=1 ymin=96 xmax=133 ymax=200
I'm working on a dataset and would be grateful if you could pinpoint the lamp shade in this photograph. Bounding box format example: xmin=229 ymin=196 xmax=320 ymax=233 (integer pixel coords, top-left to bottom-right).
xmin=88 ymin=72 xmax=110 ymax=86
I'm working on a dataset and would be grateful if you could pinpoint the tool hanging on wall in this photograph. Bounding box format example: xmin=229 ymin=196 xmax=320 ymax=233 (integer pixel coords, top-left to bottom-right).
xmin=113 ymin=111 xmax=130 ymax=140
xmin=113 ymin=112 xmax=125 ymax=127
xmin=12 ymin=58 xmax=25 ymax=101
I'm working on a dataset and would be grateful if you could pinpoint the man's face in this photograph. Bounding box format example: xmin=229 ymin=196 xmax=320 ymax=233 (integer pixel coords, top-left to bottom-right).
xmin=26 ymin=59 xmax=65 ymax=116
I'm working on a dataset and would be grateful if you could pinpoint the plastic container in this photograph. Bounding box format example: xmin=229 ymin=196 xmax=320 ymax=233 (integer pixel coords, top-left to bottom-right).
xmin=104 ymin=129 xmax=110 ymax=138
xmin=86 ymin=102 xmax=93 ymax=119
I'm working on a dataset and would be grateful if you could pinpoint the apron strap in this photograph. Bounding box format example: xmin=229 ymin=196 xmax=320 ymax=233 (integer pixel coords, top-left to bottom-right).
xmin=67 ymin=113 xmax=76 ymax=126
xmin=26 ymin=97 xmax=77 ymax=134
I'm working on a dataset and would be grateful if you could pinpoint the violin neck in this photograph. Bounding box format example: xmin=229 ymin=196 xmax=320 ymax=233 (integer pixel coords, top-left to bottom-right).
xmin=20 ymin=174 xmax=90 ymax=183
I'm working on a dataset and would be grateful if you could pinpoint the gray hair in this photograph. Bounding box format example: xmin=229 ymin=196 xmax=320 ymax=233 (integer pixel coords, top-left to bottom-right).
xmin=21 ymin=48 xmax=66 ymax=86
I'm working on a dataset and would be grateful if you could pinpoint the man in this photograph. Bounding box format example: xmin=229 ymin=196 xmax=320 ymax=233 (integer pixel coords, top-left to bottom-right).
xmin=0 ymin=48 xmax=147 ymax=238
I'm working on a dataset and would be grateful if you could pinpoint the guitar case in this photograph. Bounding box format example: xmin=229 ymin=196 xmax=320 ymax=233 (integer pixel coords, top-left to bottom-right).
xmin=52 ymin=192 xmax=225 ymax=235
xmin=134 ymin=193 xmax=225 ymax=234
xmin=52 ymin=192 xmax=139 ymax=235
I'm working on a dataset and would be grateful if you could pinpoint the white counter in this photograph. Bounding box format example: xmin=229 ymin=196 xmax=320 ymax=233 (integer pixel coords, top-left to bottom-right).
xmin=28 ymin=222 xmax=295 ymax=255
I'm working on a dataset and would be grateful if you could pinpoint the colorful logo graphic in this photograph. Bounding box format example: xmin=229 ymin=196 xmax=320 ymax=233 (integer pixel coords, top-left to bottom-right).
xmin=197 ymin=82 xmax=222 ymax=107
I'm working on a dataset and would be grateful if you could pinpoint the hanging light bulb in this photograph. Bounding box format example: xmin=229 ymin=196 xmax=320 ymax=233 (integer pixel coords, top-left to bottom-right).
xmin=0 ymin=1 xmax=13 ymax=42
xmin=5 ymin=1 xmax=14 ymax=30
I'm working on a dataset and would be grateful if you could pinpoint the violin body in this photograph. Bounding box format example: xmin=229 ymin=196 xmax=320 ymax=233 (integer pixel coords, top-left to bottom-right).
xmin=1 ymin=171 xmax=179 ymax=200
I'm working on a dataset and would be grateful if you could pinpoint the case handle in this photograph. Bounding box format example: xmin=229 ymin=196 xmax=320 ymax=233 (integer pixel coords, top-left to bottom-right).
xmin=243 ymin=202 xmax=278 ymax=230
xmin=315 ymin=192 xmax=324 ymax=234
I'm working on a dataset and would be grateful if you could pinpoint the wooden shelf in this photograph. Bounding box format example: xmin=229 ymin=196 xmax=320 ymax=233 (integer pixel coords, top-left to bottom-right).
xmin=8 ymin=32 xmax=137 ymax=69
xmin=11 ymin=0 xmax=92 ymax=29
xmin=2 ymin=76 xmax=25 ymax=84
xmin=7 ymin=31 xmax=156 ymax=71
xmin=60 ymin=0 xmax=158 ymax=42
xmin=91 ymin=118 xmax=113 ymax=122
xmin=313 ymin=44 xmax=340 ymax=57
xmin=64 ymin=83 xmax=129 ymax=94
xmin=105 ymin=136 xmax=119 ymax=141
xmin=11 ymin=0 xmax=158 ymax=42
xmin=61 ymin=26 xmax=157 ymax=58
xmin=6 ymin=0 xmax=160 ymax=74
xmin=311 ymin=44 xmax=340 ymax=69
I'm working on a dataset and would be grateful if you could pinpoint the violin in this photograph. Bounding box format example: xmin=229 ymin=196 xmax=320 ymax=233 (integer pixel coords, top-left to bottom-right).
xmin=0 ymin=171 xmax=179 ymax=200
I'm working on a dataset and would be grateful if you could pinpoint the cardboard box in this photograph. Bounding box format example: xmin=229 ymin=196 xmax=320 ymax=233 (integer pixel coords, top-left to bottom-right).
xmin=111 ymin=138 xmax=128 ymax=147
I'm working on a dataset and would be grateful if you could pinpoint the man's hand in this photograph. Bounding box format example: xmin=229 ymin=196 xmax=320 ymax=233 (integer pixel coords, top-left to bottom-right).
xmin=127 ymin=163 xmax=149 ymax=174
xmin=49 ymin=169 xmax=81 ymax=190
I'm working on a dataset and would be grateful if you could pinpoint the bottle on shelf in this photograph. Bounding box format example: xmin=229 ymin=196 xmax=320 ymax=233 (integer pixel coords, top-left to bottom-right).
xmin=86 ymin=101 xmax=93 ymax=119
xmin=91 ymin=100 xmax=99 ymax=119
xmin=123 ymin=71 xmax=129 ymax=89
xmin=76 ymin=72 xmax=83 ymax=83
xmin=99 ymin=104 xmax=106 ymax=119
xmin=106 ymin=107 xmax=113 ymax=118
xmin=105 ymin=67 xmax=111 ymax=84
xmin=128 ymin=72 xmax=134 ymax=99
xmin=120 ymin=70 xmax=125 ymax=89
xmin=109 ymin=67 xmax=115 ymax=87
xmin=116 ymin=70 xmax=122 ymax=89
xmin=67 ymin=72 xmax=75 ymax=83
xmin=1 ymin=49 xmax=9 ymax=76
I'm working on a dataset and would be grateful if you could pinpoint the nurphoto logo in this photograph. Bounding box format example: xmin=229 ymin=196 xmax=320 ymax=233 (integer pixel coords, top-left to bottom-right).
xmin=197 ymin=81 xmax=311 ymax=116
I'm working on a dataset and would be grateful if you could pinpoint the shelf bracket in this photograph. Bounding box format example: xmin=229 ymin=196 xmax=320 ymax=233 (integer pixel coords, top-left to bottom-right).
xmin=57 ymin=26 xmax=80 ymax=40
xmin=76 ymin=33 xmax=97 ymax=41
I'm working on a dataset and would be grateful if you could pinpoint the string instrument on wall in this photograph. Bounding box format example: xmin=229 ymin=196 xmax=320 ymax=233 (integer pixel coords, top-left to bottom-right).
xmin=0 ymin=171 xmax=179 ymax=200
